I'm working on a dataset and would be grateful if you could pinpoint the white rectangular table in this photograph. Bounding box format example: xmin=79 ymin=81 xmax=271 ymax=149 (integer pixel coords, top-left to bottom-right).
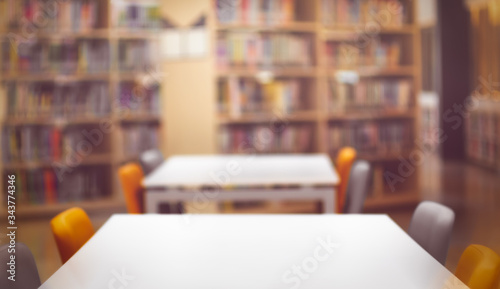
xmin=143 ymin=154 xmax=340 ymax=214
xmin=40 ymin=215 xmax=467 ymax=289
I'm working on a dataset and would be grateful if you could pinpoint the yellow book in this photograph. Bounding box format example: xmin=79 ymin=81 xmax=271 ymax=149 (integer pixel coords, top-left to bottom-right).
xmin=263 ymin=81 xmax=285 ymax=113
xmin=9 ymin=43 xmax=18 ymax=73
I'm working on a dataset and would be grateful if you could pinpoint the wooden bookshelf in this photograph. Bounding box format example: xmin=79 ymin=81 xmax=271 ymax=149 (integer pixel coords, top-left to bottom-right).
xmin=0 ymin=0 xmax=164 ymax=217
xmin=217 ymin=22 xmax=317 ymax=32
xmin=213 ymin=0 xmax=421 ymax=211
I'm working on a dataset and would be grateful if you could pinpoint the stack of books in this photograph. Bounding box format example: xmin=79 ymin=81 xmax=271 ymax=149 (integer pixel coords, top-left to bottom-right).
xmin=5 ymin=81 xmax=110 ymax=119
xmin=218 ymin=78 xmax=303 ymax=116
xmin=328 ymin=120 xmax=412 ymax=154
xmin=321 ymin=0 xmax=409 ymax=27
xmin=111 ymin=0 xmax=161 ymax=29
xmin=328 ymin=78 xmax=411 ymax=112
xmin=1 ymin=0 xmax=100 ymax=31
xmin=117 ymin=82 xmax=160 ymax=115
xmin=219 ymin=124 xmax=313 ymax=153
xmin=216 ymin=32 xmax=313 ymax=69
xmin=216 ymin=0 xmax=297 ymax=25
xmin=4 ymin=167 xmax=109 ymax=205
xmin=122 ymin=124 xmax=159 ymax=156
xmin=325 ymin=39 xmax=401 ymax=69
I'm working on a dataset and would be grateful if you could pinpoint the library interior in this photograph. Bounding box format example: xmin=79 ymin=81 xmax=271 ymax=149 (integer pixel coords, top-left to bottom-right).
xmin=1 ymin=0 xmax=500 ymax=288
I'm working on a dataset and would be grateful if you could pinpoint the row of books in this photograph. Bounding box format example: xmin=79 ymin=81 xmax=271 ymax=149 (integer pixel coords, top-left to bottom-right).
xmin=216 ymin=0 xmax=296 ymax=25
xmin=325 ymin=40 xmax=402 ymax=68
xmin=118 ymin=40 xmax=158 ymax=72
xmin=0 ymin=0 xmax=101 ymax=31
xmin=218 ymin=78 xmax=304 ymax=116
xmin=2 ymin=39 xmax=111 ymax=74
xmin=328 ymin=78 xmax=411 ymax=111
xmin=122 ymin=124 xmax=159 ymax=156
xmin=321 ymin=0 xmax=410 ymax=26
xmin=466 ymin=112 xmax=498 ymax=164
xmin=219 ymin=124 xmax=314 ymax=153
xmin=1 ymin=126 xmax=112 ymax=163
xmin=118 ymin=82 xmax=160 ymax=115
xmin=2 ymin=126 xmax=62 ymax=163
xmin=216 ymin=32 xmax=313 ymax=68
xmin=112 ymin=0 xmax=161 ymax=29
xmin=4 ymin=167 xmax=109 ymax=205
xmin=5 ymin=81 xmax=110 ymax=119
xmin=328 ymin=121 xmax=412 ymax=153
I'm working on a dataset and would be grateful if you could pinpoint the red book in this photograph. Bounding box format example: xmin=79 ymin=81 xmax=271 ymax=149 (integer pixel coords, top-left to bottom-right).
xmin=51 ymin=129 xmax=61 ymax=160
xmin=24 ymin=0 xmax=32 ymax=22
xmin=44 ymin=170 xmax=57 ymax=204
xmin=241 ymin=0 xmax=248 ymax=24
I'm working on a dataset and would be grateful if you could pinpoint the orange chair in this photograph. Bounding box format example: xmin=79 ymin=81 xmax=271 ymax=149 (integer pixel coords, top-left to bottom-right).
xmin=455 ymin=244 xmax=500 ymax=289
xmin=51 ymin=207 xmax=95 ymax=263
xmin=118 ymin=163 xmax=145 ymax=214
xmin=335 ymin=147 xmax=357 ymax=213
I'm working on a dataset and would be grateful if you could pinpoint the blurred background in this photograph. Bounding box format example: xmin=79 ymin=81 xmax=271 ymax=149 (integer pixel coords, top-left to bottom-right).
xmin=0 ymin=0 xmax=499 ymax=281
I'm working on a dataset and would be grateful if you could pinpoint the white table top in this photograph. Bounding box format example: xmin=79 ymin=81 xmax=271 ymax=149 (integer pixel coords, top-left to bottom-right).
xmin=143 ymin=154 xmax=340 ymax=189
xmin=40 ymin=215 xmax=466 ymax=289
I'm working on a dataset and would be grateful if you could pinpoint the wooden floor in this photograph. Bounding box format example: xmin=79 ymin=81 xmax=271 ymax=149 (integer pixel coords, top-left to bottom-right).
xmin=6 ymin=155 xmax=500 ymax=282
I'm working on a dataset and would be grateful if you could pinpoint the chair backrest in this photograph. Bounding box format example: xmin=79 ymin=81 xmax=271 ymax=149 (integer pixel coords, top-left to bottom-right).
xmin=455 ymin=244 xmax=500 ymax=289
xmin=0 ymin=243 xmax=41 ymax=289
xmin=343 ymin=160 xmax=371 ymax=214
xmin=335 ymin=147 xmax=357 ymax=213
xmin=408 ymin=201 xmax=455 ymax=265
xmin=119 ymin=162 xmax=145 ymax=214
xmin=51 ymin=207 xmax=95 ymax=263
xmin=139 ymin=149 xmax=164 ymax=175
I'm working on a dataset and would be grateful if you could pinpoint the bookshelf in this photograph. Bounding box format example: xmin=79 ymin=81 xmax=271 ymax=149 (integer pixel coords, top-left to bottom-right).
xmin=213 ymin=0 xmax=422 ymax=210
xmin=465 ymin=0 xmax=500 ymax=170
xmin=0 ymin=0 xmax=164 ymax=217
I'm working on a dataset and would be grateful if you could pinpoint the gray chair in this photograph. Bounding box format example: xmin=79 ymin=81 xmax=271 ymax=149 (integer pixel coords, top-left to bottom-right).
xmin=408 ymin=201 xmax=455 ymax=265
xmin=139 ymin=149 xmax=164 ymax=175
xmin=0 ymin=243 xmax=41 ymax=289
xmin=343 ymin=160 xmax=372 ymax=214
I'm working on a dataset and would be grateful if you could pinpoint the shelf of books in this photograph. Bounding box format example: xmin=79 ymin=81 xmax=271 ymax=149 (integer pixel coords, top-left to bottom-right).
xmin=0 ymin=0 xmax=163 ymax=217
xmin=466 ymin=98 xmax=500 ymax=170
xmin=465 ymin=1 xmax=500 ymax=170
xmin=214 ymin=0 xmax=421 ymax=212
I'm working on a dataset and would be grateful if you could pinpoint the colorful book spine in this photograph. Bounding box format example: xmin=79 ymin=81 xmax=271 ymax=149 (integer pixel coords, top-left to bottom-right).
xmin=217 ymin=32 xmax=313 ymax=69
xmin=3 ymin=167 xmax=109 ymax=205
xmin=2 ymin=38 xmax=111 ymax=75
xmin=1 ymin=0 xmax=99 ymax=31
xmin=5 ymin=81 xmax=111 ymax=119
xmin=118 ymin=81 xmax=160 ymax=115
xmin=328 ymin=120 xmax=412 ymax=154
xmin=112 ymin=0 xmax=161 ymax=29
xmin=325 ymin=39 xmax=402 ymax=69
xmin=322 ymin=0 xmax=408 ymax=26
xmin=216 ymin=0 xmax=295 ymax=24
xmin=328 ymin=78 xmax=411 ymax=112
xmin=218 ymin=78 xmax=303 ymax=116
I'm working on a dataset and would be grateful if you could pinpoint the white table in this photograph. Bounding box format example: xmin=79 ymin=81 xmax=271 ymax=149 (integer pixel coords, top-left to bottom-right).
xmin=143 ymin=154 xmax=340 ymax=214
xmin=40 ymin=215 xmax=466 ymax=289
